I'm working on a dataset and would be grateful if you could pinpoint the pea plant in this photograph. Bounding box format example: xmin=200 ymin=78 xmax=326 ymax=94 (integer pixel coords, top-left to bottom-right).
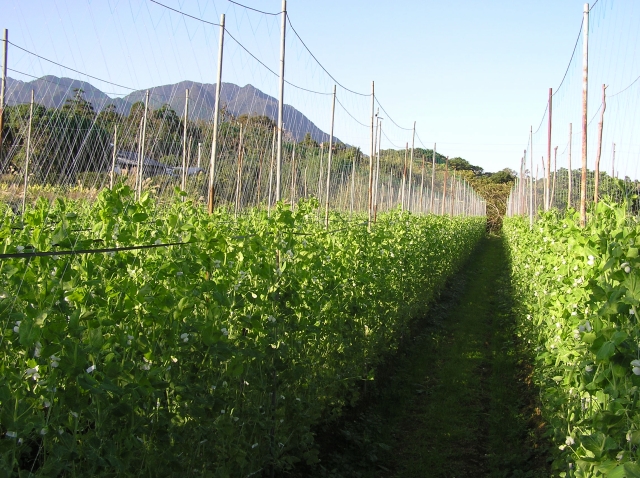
xmin=505 ymin=202 xmax=640 ymax=477
xmin=0 ymin=185 xmax=485 ymax=477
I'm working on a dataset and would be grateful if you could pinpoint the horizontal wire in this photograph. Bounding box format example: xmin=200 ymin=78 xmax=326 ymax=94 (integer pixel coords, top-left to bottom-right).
xmin=285 ymin=15 xmax=370 ymax=97
xmin=149 ymin=0 xmax=222 ymax=26
xmin=7 ymin=68 xmax=130 ymax=96
xmin=8 ymin=41 xmax=138 ymax=92
xmin=375 ymin=97 xmax=413 ymax=131
xmin=610 ymin=71 xmax=640 ymax=97
xmin=335 ymin=96 xmax=369 ymax=128
xmin=227 ymin=0 xmax=281 ymax=16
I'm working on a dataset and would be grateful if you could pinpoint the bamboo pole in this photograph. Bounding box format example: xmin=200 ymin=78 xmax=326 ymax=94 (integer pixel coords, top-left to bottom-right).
xmin=181 ymin=88 xmax=189 ymax=193
xmin=368 ymin=81 xmax=375 ymax=229
xmin=324 ymin=85 xmax=336 ymax=228
xmin=568 ymin=123 xmax=572 ymax=209
xmin=0 ymin=29 xmax=7 ymax=161
xmin=276 ymin=0 xmax=287 ymax=202
xmin=267 ymin=126 xmax=276 ymax=216
xmin=235 ymin=123 xmax=244 ymax=218
xmin=430 ymin=144 xmax=436 ymax=213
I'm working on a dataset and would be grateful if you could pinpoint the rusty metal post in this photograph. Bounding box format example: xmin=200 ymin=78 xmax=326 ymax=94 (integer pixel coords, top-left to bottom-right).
xmin=580 ymin=3 xmax=589 ymax=227
xmin=551 ymin=146 xmax=557 ymax=207
xmin=208 ymin=13 xmax=225 ymax=213
xmin=594 ymin=84 xmax=607 ymax=204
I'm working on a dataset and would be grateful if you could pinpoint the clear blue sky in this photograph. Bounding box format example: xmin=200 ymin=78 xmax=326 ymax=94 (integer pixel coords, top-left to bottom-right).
xmin=4 ymin=0 xmax=639 ymax=175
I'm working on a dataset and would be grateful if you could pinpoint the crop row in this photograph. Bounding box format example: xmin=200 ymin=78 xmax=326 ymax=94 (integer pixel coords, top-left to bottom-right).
xmin=504 ymin=204 xmax=640 ymax=477
xmin=0 ymin=185 xmax=485 ymax=477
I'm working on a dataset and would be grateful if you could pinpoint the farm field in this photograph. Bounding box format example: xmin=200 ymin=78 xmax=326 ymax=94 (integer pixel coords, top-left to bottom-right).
xmin=0 ymin=186 xmax=485 ymax=476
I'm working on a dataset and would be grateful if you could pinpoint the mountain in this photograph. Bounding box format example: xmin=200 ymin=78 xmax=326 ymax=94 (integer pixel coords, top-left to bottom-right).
xmin=5 ymin=76 xmax=336 ymax=144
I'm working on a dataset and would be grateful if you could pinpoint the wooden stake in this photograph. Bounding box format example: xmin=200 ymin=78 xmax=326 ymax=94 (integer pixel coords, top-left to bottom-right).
xmin=441 ymin=156 xmax=449 ymax=215
xmin=276 ymin=0 xmax=287 ymax=202
xmin=551 ymin=146 xmax=557 ymax=207
xmin=368 ymin=81 xmax=375 ymax=229
xmin=0 ymin=29 xmax=7 ymax=161
xmin=430 ymin=144 xmax=436 ymax=213
xmin=181 ymin=88 xmax=189 ymax=193
xmin=235 ymin=123 xmax=244 ymax=218
xmin=546 ymin=87 xmax=552 ymax=211
xmin=267 ymin=126 xmax=276 ymax=216
xmin=568 ymin=123 xmax=572 ymax=209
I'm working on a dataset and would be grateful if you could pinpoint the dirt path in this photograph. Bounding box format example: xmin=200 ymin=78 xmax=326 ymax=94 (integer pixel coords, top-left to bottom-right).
xmin=300 ymin=236 xmax=548 ymax=478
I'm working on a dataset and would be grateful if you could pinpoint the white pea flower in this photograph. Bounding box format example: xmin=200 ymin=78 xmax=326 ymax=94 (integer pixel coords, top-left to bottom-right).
xmin=558 ymin=444 xmax=566 ymax=451
xmin=267 ymin=315 xmax=276 ymax=323
xmin=585 ymin=320 xmax=592 ymax=332
xmin=25 ymin=366 xmax=39 ymax=378
xmin=565 ymin=436 xmax=575 ymax=446
xmin=588 ymin=255 xmax=594 ymax=261
xmin=585 ymin=365 xmax=594 ymax=372
xmin=617 ymin=452 xmax=624 ymax=461
xmin=573 ymin=330 xmax=581 ymax=339
xmin=556 ymin=322 xmax=562 ymax=328
xmin=210 ymin=385 xmax=216 ymax=390
xmin=40 ymin=428 xmax=47 ymax=436
xmin=140 ymin=363 xmax=151 ymax=371
xmin=631 ymin=308 xmax=636 ymax=315
xmin=176 ymin=271 xmax=183 ymax=276
xmin=16 ymin=246 xmax=24 ymax=253
xmin=5 ymin=431 xmax=17 ymax=438
xmin=34 ymin=342 xmax=42 ymax=358
xmin=625 ymin=266 xmax=632 ymax=274
xmin=220 ymin=409 xmax=225 ymax=414
xmin=154 ymin=239 xmax=162 ymax=245
xmin=44 ymin=400 xmax=51 ymax=408
xmin=251 ymin=443 xmax=258 ymax=449
xmin=571 ymin=311 xmax=577 ymax=316
xmin=286 ymin=249 xmax=294 ymax=259
xmin=70 ymin=411 xmax=78 ymax=418
xmin=213 ymin=260 xmax=221 ymax=268
xmin=86 ymin=365 xmax=96 ymax=374
xmin=221 ymin=328 xmax=229 ymax=336
xmin=180 ymin=333 xmax=189 ymax=343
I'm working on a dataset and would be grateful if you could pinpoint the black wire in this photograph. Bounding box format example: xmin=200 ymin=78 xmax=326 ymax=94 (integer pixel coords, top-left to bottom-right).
xmin=149 ymin=0 xmax=222 ymax=26
xmin=552 ymin=18 xmax=583 ymax=98
xmin=335 ymin=96 xmax=369 ymax=128
xmin=533 ymin=102 xmax=548 ymax=135
xmin=0 ymin=241 xmax=187 ymax=260
xmin=375 ymin=97 xmax=413 ymax=131
xmin=8 ymin=41 xmax=137 ymax=91
xmin=228 ymin=0 xmax=281 ymax=16
xmin=611 ymin=72 xmax=640 ymax=97
xmin=285 ymin=15 xmax=370 ymax=97
xmin=7 ymin=68 xmax=130 ymax=96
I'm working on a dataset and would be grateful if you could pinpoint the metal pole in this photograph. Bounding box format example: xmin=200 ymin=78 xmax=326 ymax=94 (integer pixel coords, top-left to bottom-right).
xmin=580 ymin=2 xmax=589 ymax=227
xmin=350 ymin=149 xmax=356 ymax=216
xmin=368 ymin=81 xmax=375 ymax=229
xmin=401 ymin=143 xmax=408 ymax=211
xmin=290 ymin=142 xmax=297 ymax=210
xmin=208 ymin=13 xmax=225 ymax=213
xmin=441 ymin=157 xmax=448 ymax=215
xmin=0 ymin=29 xmax=7 ymax=161
xmin=267 ymin=126 xmax=276 ymax=216
xmin=374 ymin=120 xmax=382 ymax=221
xmin=594 ymin=84 xmax=607 ymax=204
xmin=22 ymin=89 xmax=34 ymax=215
xmin=110 ymin=124 xmax=117 ymax=189
xmin=529 ymin=134 xmax=533 ymax=226
xmin=546 ymin=87 xmax=552 ymax=211
xmin=138 ymin=90 xmax=149 ymax=200
xmin=276 ymin=0 xmax=287 ymax=203
xmin=551 ymin=146 xmax=557 ymax=207
xmin=408 ymin=121 xmax=415 ymax=212
xmin=568 ymin=123 xmax=572 ymax=209
xmin=181 ymin=88 xmax=189 ymax=193
xmin=430 ymin=143 xmax=436 ymax=213
xmin=235 ymin=123 xmax=244 ymax=218
xmin=324 ymin=85 xmax=336 ymax=228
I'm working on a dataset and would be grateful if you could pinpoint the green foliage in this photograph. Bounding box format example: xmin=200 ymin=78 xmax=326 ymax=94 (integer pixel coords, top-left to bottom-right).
xmin=504 ymin=202 xmax=640 ymax=476
xmin=0 ymin=187 xmax=485 ymax=476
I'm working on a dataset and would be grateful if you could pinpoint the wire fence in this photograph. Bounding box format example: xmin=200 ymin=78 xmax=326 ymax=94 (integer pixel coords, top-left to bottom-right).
xmin=0 ymin=3 xmax=486 ymax=230
xmin=507 ymin=0 xmax=640 ymax=221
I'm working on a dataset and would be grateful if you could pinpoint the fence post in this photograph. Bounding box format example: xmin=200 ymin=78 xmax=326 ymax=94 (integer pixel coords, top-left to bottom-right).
xmin=546 ymin=87 xmax=552 ymax=211
xmin=368 ymin=81 xmax=375 ymax=229
xmin=580 ymin=2 xmax=589 ymax=227
xmin=110 ymin=124 xmax=117 ymax=189
xmin=182 ymin=88 xmax=189 ymax=193
xmin=568 ymin=123 xmax=572 ymax=209
xmin=594 ymin=84 xmax=607 ymax=204
xmin=137 ymin=90 xmax=149 ymax=200
xmin=208 ymin=13 xmax=225 ymax=213
xmin=430 ymin=144 xmax=436 ymax=213
xmin=374 ymin=119 xmax=382 ymax=221
xmin=551 ymin=146 xmax=557 ymax=207
xmin=441 ymin=156 xmax=448 ymax=215
xmin=235 ymin=123 xmax=244 ymax=218
xmin=350 ymin=149 xmax=356 ymax=216
xmin=276 ymin=0 xmax=287 ymax=203
xmin=324 ymin=85 xmax=336 ymax=228
xmin=267 ymin=126 xmax=275 ymax=216
xmin=0 ymin=29 xmax=7 ymax=162
xmin=21 ymin=89 xmax=34 ymax=215
xmin=290 ymin=142 xmax=296 ymax=210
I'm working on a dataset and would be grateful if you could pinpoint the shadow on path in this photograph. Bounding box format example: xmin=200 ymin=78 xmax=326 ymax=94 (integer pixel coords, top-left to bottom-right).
xmin=294 ymin=236 xmax=549 ymax=478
